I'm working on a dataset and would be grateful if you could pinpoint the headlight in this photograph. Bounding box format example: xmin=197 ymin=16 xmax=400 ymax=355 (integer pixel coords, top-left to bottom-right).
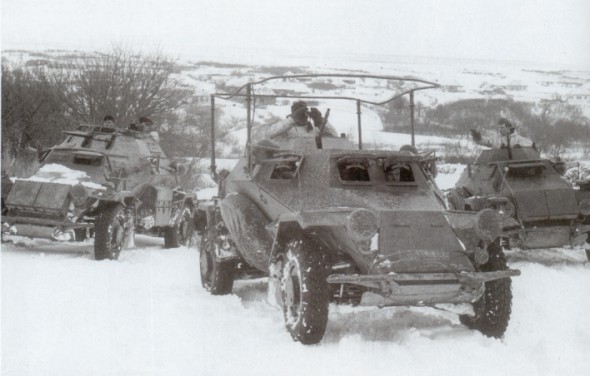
xmin=473 ymin=208 xmax=502 ymax=242
xmin=347 ymin=209 xmax=379 ymax=241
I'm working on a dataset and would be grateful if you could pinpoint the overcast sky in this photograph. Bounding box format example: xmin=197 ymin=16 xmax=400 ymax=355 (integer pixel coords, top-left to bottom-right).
xmin=2 ymin=0 xmax=589 ymax=68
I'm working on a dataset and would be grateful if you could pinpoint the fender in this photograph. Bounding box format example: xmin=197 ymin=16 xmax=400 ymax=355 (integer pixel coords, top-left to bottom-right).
xmin=219 ymin=194 xmax=273 ymax=271
xmin=268 ymin=209 xmax=355 ymax=263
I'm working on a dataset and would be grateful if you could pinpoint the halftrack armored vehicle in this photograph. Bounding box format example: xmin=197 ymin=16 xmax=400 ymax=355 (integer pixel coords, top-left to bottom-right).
xmin=2 ymin=122 xmax=196 ymax=260
xmin=196 ymin=74 xmax=520 ymax=344
xmin=448 ymin=146 xmax=590 ymax=260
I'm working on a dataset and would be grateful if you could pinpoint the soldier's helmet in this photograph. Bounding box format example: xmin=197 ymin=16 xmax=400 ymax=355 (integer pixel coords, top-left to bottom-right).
xmin=138 ymin=116 xmax=154 ymax=131
xmin=102 ymin=115 xmax=115 ymax=127
xmin=290 ymin=101 xmax=309 ymax=125
xmin=498 ymin=117 xmax=515 ymax=134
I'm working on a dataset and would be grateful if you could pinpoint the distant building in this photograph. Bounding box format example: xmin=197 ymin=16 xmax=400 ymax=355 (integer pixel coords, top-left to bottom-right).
xmin=558 ymin=81 xmax=582 ymax=88
xmin=565 ymin=92 xmax=590 ymax=102
xmin=194 ymin=89 xmax=211 ymax=104
xmin=254 ymin=87 xmax=277 ymax=106
xmin=282 ymin=72 xmax=297 ymax=82
xmin=443 ymin=84 xmax=463 ymax=93
xmin=501 ymin=82 xmax=527 ymax=91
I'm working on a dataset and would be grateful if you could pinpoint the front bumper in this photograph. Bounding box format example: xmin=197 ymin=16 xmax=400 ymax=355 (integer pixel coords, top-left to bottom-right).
xmin=2 ymin=215 xmax=92 ymax=241
xmin=327 ymin=269 xmax=520 ymax=306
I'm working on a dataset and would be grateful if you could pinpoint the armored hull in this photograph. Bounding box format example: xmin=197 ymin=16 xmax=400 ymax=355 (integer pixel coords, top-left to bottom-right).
xmin=197 ymin=73 xmax=519 ymax=344
xmin=2 ymin=124 xmax=195 ymax=259
xmin=450 ymin=147 xmax=590 ymax=254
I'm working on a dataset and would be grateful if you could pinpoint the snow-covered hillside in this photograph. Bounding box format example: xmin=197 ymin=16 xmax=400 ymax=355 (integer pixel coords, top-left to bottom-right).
xmin=2 ymin=167 xmax=590 ymax=376
xmin=3 ymin=49 xmax=590 ymax=117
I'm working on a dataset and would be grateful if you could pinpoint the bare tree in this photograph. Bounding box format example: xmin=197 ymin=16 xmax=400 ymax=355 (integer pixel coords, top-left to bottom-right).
xmin=2 ymin=46 xmax=192 ymax=175
xmin=159 ymin=102 xmax=214 ymax=159
xmin=527 ymin=99 xmax=590 ymax=156
xmin=1 ymin=64 xmax=71 ymax=175
xmin=52 ymin=46 xmax=191 ymax=127
xmin=157 ymin=101 xmax=223 ymax=190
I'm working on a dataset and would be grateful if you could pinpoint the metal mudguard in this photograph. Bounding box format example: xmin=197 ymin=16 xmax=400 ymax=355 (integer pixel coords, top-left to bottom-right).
xmin=219 ymin=194 xmax=274 ymax=271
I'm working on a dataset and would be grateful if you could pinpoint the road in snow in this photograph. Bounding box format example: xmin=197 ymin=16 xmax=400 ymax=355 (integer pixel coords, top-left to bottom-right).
xmin=2 ymin=236 xmax=589 ymax=376
xmin=2 ymin=169 xmax=590 ymax=376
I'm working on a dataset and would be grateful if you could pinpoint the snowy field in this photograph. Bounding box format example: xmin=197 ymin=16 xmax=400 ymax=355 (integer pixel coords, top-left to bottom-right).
xmin=2 ymin=168 xmax=590 ymax=376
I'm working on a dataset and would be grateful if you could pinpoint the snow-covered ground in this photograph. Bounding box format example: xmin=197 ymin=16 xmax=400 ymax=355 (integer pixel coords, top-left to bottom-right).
xmin=2 ymin=167 xmax=590 ymax=376
xmin=2 ymin=50 xmax=590 ymax=374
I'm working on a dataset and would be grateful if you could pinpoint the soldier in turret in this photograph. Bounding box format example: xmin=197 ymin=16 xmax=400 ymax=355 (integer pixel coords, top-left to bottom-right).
xmin=102 ymin=115 xmax=116 ymax=127
xmin=267 ymin=101 xmax=338 ymax=142
xmin=470 ymin=118 xmax=533 ymax=148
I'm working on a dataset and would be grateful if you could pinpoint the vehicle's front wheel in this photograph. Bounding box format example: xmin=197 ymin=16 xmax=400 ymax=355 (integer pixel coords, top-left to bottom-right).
xmin=199 ymin=230 xmax=234 ymax=295
xmin=460 ymin=242 xmax=513 ymax=338
xmin=165 ymin=205 xmax=194 ymax=248
xmin=94 ymin=204 xmax=128 ymax=260
xmin=280 ymin=239 xmax=331 ymax=345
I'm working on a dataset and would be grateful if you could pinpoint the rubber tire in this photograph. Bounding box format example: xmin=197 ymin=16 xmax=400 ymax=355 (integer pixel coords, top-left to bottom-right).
xmin=280 ymin=239 xmax=331 ymax=345
xmin=460 ymin=242 xmax=513 ymax=338
xmin=199 ymin=231 xmax=234 ymax=295
xmin=94 ymin=204 xmax=127 ymax=261
xmin=164 ymin=206 xmax=194 ymax=248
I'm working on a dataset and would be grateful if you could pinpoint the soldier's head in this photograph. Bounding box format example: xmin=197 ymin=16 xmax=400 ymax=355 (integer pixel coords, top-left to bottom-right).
xmin=137 ymin=116 xmax=154 ymax=131
xmin=498 ymin=117 xmax=515 ymax=136
xmin=384 ymin=163 xmax=412 ymax=182
xmin=102 ymin=115 xmax=115 ymax=127
xmin=139 ymin=116 xmax=153 ymax=125
xmin=290 ymin=101 xmax=309 ymax=125
xmin=385 ymin=165 xmax=401 ymax=182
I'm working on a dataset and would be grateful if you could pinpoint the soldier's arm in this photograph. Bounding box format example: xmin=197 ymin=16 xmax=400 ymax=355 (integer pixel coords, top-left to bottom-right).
xmin=470 ymin=129 xmax=493 ymax=147
xmin=268 ymin=119 xmax=295 ymax=139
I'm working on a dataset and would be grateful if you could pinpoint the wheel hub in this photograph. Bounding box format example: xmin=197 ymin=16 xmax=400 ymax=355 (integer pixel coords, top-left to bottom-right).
xmin=180 ymin=220 xmax=189 ymax=239
xmin=200 ymin=246 xmax=211 ymax=278
xmin=113 ymin=225 xmax=124 ymax=246
xmin=283 ymin=262 xmax=301 ymax=318
xmin=283 ymin=269 xmax=295 ymax=307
